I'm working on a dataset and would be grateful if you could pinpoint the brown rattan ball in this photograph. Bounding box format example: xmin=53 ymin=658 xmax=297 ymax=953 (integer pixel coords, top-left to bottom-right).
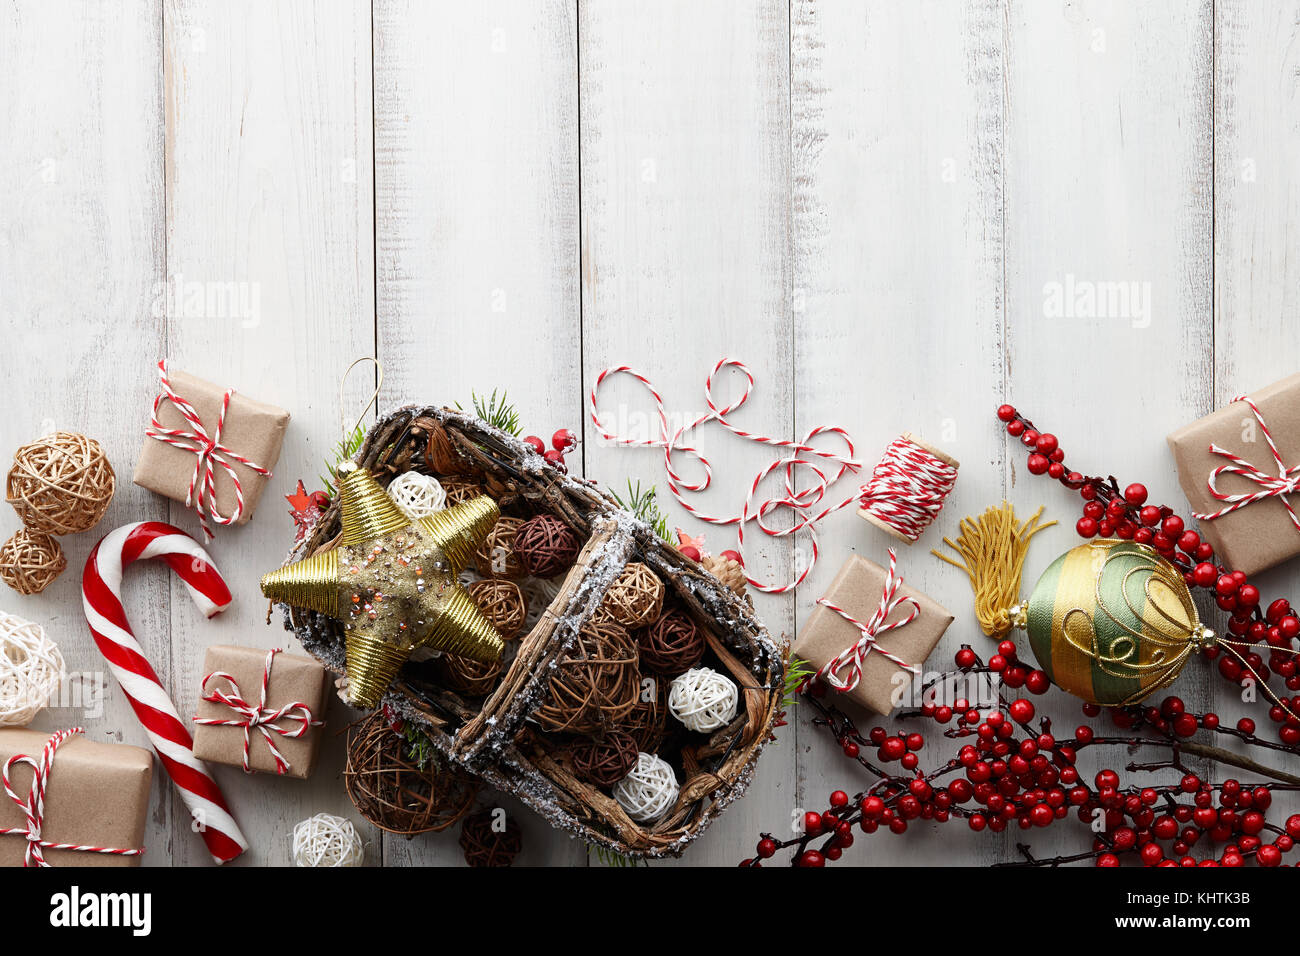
xmin=343 ymin=710 xmax=478 ymax=836
xmin=533 ymin=619 xmax=641 ymax=735
xmin=639 ymin=609 xmax=704 ymax=676
xmin=442 ymin=477 xmax=489 ymax=508
xmin=0 ymin=528 xmax=67 ymax=595
xmin=6 ymin=432 xmax=115 ymax=535
xmin=514 ymin=514 xmax=581 ymax=579
xmin=459 ymin=806 xmax=523 ymax=867
xmin=571 ymin=731 xmax=639 ymax=787
xmin=474 ymin=516 xmax=526 ymax=579
xmin=615 ymin=679 xmax=667 ymax=753
xmin=440 ymin=652 xmax=503 ymax=697
xmin=467 ymin=578 xmax=528 ymax=639
xmin=597 ymin=562 xmax=665 ymax=629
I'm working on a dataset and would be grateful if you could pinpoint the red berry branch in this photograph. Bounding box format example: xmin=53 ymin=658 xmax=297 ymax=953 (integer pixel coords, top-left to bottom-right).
xmin=743 ymin=643 xmax=1300 ymax=868
xmin=997 ymin=403 xmax=1300 ymax=724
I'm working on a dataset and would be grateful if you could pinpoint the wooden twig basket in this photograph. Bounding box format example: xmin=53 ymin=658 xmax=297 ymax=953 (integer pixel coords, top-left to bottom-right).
xmin=277 ymin=406 xmax=784 ymax=858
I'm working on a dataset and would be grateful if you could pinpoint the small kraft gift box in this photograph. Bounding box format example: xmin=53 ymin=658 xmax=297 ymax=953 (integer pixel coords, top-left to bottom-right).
xmin=793 ymin=552 xmax=954 ymax=715
xmin=0 ymin=728 xmax=152 ymax=867
xmin=192 ymin=646 xmax=330 ymax=779
xmin=1167 ymin=372 xmax=1300 ymax=577
xmin=134 ymin=361 xmax=290 ymax=538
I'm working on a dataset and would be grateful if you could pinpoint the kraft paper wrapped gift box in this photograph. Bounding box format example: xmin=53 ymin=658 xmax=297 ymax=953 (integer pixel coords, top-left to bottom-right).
xmin=792 ymin=554 xmax=954 ymax=715
xmin=192 ymin=645 xmax=330 ymax=779
xmin=133 ymin=368 xmax=290 ymax=526
xmin=0 ymin=729 xmax=151 ymax=867
xmin=1167 ymin=372 xmax=1300 ymax=578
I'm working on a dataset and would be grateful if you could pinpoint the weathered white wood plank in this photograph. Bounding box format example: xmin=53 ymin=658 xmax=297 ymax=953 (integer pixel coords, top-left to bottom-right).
xmin=1002 ymin=0 xmax=1214 ymax=859
xmin=373 ymin=0 xmax=585 ymax=866
xmin=163 ymin=0 xmax=377 ymax=866
xmin=790 ymin=0 xmax=1008 ymax=866
xmin=579 ymin=0 xmax=793 ymax=867
xmin=0 ymin=0 xmax=173 ymax=865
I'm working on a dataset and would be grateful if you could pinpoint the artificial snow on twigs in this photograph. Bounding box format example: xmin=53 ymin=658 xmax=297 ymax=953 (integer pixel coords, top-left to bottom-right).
xmin=613 ymin=752 xmax=679 ymax=822
xmin=0 ymin=611 xmax=65 ymax=726
xmin=386 ymin=470 xmax=447 ymax=519
xmin=291 ymin=813 xmax=365 ymax=867
xmin=669 ymin=666 xmax=738 ymax=733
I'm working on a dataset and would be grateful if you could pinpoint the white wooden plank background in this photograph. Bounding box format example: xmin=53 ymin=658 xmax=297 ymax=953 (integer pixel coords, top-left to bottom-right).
xmin=0 ymin=0 xmax=1297 ymax=867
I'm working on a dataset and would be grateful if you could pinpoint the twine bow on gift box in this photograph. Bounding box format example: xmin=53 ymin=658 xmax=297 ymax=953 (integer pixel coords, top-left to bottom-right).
xmin=1 ymin=728 xmax=143 ymax=867
xmin=1194 ymin=394 xmax=1300 ymax=533
xmin=809 ymin=549 xmax=922 ymax=693
xmin=145 ymin=359 xmax=272 ymax=541
xmin=193 ymin=648 xmax=322 ymax=775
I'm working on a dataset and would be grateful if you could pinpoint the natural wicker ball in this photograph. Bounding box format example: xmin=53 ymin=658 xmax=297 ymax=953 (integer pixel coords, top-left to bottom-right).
xmin=6 ymin=432 xmax=115 ymax=535
xmin=459 ymin=806 xmax=523 ymax=867
xmin=386 ymin=470 xmax=446 ymax=519
xmin=639 ymin=609 xmax=704 ymax=675
xmin=615 ymin=679 xmax=667 ymax=753
xmin=343 ymin=710 xmax=478 ymax=836
xmin=514 ymin=514 xmax=581 ymax=579
xmin=669 ymin=666 xmax=739 ymax=733
xmin=291 ymin=813 xmax=365 ymax=867
xmin=474 ymin=516 xmax=526 ymax=579
xmin=0 ymin=610 xmax=65 ymax=726
xmin=597 ymin=562 xmax=665 ymax=629
xmin=467 ymin=578 xmax=529 ymax=640
xmin=442 ymin=477 xmax=489 ymax=509
xmin=570 ymin=731 xmax=639 ymax=787
xmin=533 ymin=619 xmax=641 ymax=735
xmin=0 ymin=529 xmax=67 ymax=595
xmin=440 ymin=652 xmax=503 ymax=697
xmin=613 ymin=752 xmax=679 ymax=822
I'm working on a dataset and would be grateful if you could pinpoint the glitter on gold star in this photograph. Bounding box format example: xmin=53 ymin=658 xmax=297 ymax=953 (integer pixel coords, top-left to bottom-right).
xmin=261 ymin=462 xmax=504 ymax=708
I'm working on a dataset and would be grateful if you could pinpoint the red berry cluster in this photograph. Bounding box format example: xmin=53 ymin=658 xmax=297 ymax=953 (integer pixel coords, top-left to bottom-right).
xmin=997 ymin=403 xmax=1300 ymax=705
xmin=523 ymin=428 xmax=578 ymax=472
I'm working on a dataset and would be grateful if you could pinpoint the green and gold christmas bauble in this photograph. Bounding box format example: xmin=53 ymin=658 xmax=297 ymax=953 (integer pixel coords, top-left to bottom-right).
xmin=1009 ymin=539 xmax=1213 ymax=707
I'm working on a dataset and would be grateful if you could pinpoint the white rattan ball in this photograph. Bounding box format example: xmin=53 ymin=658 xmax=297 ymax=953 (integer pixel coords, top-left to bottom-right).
xmin=668 ymin=666 xmax=738 ymax=733
xmin=386 ymin=472 xmax=447 ymax=519
xmin=612 ymin=752 xmax=679 ymax=822
xmin=291 ymin=813 xmax=365 ymax=867
xmin=0 ymin=611 xmax=65 ymax=727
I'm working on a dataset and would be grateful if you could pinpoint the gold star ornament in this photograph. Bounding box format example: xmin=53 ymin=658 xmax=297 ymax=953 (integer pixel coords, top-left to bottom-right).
xmin=261 ymin=462 xmax=505 ymax=709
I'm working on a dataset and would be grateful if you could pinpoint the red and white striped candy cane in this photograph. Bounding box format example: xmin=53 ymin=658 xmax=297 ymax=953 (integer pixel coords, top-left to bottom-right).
xmin=82 ymin=521 xmax=248 ymax=864
xmin=1 ymin=727 xmax=145 ymax=866
xmin=590 ymin=359 xmax=863 ymax=593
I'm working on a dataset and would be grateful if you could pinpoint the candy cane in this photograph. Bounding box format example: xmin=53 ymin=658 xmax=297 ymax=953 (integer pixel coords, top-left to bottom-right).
xmin=82 ymin=521 xmax=248 ymax=864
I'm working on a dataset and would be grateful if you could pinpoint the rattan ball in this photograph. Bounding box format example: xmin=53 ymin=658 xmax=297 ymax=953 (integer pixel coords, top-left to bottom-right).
xmin=533 ymin=619 xmax=641 ymax=735
xmin=0 ymin=610 xmax=65 ymax=726
xmin=570 ymin=731 xmax=639 ymax=787
xmin=6 ymin=432 xmax=115 ymax=535
xmin=467 ymin=578 xmax=528 ymax=639
xmin=474 ymin=516 xmax=526 ymax=579
xmin=0 ymin=529 xmax=67 ymax=595
xmin=613 ymin=752 xmax=679 ymax=822
xmin=442 ymin=477 xmax=489 ymax=508
xmin=343 ymin=710 xmax=478 ymax=836
xmin=291 ymin=813 xmax=365 ymax=867
xmin=669 ymin=666 xmax=739 ymax=733
xmin=459 ymin=806 xmax=523 ymax=867
xmin=615 ymin=679 xmax=667 ymax=753
xmin=639 ymin=609 xmax=704 ymax=675
xmin=440 ymin=652 xmax=503 ymax=697
xmin=514 ymin=514 xmax=581 ymax=579
xmin=386 ymin=471 xmax=446 ymax=519
xmin=597 ymin=562 xmax=665 ymax=629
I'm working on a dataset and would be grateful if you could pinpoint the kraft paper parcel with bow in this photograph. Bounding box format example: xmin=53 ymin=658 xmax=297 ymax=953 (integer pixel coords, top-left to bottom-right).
xmin=792 ymin=554 xmax=954 ymax=715
xmin=133 ymin=367 xmax=290 ymax=531
xmin=1168 ymin=372 xmax=1300 ymax=578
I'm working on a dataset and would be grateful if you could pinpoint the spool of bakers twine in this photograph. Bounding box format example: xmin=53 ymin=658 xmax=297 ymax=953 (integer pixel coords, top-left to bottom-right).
xmin=588 ymin=359 xmax=959 ymax=593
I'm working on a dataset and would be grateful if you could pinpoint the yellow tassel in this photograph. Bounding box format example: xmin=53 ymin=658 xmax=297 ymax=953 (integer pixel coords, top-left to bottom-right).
xmin=932 ymin=502 xmax=1056 ymax=639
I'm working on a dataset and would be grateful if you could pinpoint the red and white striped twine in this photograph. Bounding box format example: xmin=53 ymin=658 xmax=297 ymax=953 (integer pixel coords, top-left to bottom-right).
xmin=146 ymin=359 xmax=272 ymax=541
xmin=809 ymin=549 xmax=922 ymax=693
xmin=82 ymin=521 xmax=248 ymax=864
xmin=1194 ymin=394 xmax=1300 ymax=534
xmin=1 ymin=728 xmax=144 ymax=867
xmin=194 ymin=648 xmax=323 ymax=775
xmin=588 ymin=359 xmax=957 ymax=592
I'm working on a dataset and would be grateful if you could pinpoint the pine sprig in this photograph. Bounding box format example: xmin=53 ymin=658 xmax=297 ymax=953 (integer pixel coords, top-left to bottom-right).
xmin=318 ymin=422 xmax=366 ymax=498
xmin=782 ymin=656 xmax=815 ymax=710
xmin=456 ymin=389 xmax=521 ymax=436
xmin=611 ymin=480 xmax=674 ymax=545
xmin=403 ymin=722 xmax=434 ymax=771
xmin=591 ymin=845 xmax=646 ymax=868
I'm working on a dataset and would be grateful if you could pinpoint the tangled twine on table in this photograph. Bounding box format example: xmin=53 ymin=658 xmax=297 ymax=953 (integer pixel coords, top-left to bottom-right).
xmin=0 ymin=611 xmax=65 ymax=726
xmin=291 ymin=812 xmax=365 ymax=867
